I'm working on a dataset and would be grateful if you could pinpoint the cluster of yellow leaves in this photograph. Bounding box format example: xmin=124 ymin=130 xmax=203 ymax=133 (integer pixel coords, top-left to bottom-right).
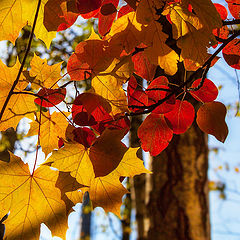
xmin=0 ymin=53 xmax=149 ymax=239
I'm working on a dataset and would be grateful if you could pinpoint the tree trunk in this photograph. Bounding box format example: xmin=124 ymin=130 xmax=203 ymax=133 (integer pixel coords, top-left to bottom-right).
xmin=80 ymin=192 xmax=92 ymax=240
xmin=147 ymin=121 xmax=210 ymax=240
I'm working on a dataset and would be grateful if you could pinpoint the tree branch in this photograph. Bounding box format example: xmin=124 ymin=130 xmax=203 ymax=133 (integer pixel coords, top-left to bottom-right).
xmin=0 ymin=0 xmax=42 ymax=121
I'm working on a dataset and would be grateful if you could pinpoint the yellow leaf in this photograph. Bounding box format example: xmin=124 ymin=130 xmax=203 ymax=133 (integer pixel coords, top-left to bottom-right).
xmin=162 ymin=4 xmax=203 ymax=39
xmin=87 ymin=174 xmax=128 ymax=217
xmin=26 ymin=111 xmax=70 ymax=156
xmin=143 ymin=22 xmax=179 ymax=75
xmin=106 ymin=12 xmax=143 ymax=55
xmin=92 ymin=56 xmax=133 ymax=114
xmin=0 ymin=152 xmax=68 ymax=240
xmin=113 ymin=148 xmax=151 ymax=177
xmin=45 ymin=143 xmax=95 ymax=186
xmin=0 ymin=0 xmax=56 ymax=48
xmin=0 ymin=59 xmax=37 ymax=131
xmin=29 ymin=54 xmax=63 ymax=90
xmin=86 ymin=147 xmax=150 ymax=216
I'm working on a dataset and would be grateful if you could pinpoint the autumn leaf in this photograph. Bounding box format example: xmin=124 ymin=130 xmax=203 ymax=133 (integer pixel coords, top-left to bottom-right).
xmin=138 ymin=113 xmax=173 ymax=156
xmin=0 ymin=152 xmax=68 ymax=240
xmin=190 ymin=79 xmax=218 ymax=103
xmin=91 ymin=56 xmax=134 ymax=114
xmin=222 ymin=39 xmax=240 ymax=70
xmin=44 ymin=0 xmax=78 ymax=31
xmin=164 ymin=100 xmax=195 ymax=134
xmin=226 ymin=0 xmax=240 ymax=19
xmin=0 ymin=59 xmax=37 ymax=131
xmin=132 ymin=51 xmax=157 ymax=81
xmin=98 ymin=0 xmax=119 ymax=36
xmin=29 ymin=54 xmax=63 ymax=90
xmin=196 ymin=101 xmax=228 ymax=142
xmin=0 ymin=0 xmax=56 ymax=47
xmin=85 ymin=147 xmax=150 ymax=216
xmin=45 ymin=142 xmax=95 ymax=186
xmin=106 ymin=12 xmax=143 ymax=55
xmin=34 ymin=88 xmax=66 ymax=107
xmin=26 ymin=111 xmax=70 ymax=156
xmin=67 ymin=32 xmax=113 ymax=81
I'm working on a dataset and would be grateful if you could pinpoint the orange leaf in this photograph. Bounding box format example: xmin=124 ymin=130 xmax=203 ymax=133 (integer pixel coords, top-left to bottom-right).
xmin=196 ymin=101 xmax=228 ymax=142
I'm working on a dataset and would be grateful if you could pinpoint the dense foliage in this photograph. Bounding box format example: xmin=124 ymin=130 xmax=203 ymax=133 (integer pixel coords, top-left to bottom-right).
xmin=0 ymin=0 xmax=240 ymax=239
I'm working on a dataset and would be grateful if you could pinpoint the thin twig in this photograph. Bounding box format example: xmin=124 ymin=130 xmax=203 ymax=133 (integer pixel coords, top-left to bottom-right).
xmin=0 ymin=0 xmax=42 ymax=121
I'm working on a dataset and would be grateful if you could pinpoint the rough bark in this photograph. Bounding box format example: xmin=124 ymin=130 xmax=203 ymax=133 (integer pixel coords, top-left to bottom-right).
xmin=147 ymin=122 xmax=210 ymax=240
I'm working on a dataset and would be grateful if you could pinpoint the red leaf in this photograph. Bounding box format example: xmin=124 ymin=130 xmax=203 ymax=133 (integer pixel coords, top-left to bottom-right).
xmin=117 ymin=4 xmax=134 ymax=18
xmin=76 ymin=0 xmax=102 ymax=14
xmin=132 ymin=51 xmax=157 ymax=81
xmin=226 ymin=0 xmax=240 ymax=19
xmin=67 ymin=39 xmax=111 ymax=81
xmin=196 ymin=101 xmax=228 ymax=143
xmin=214 ymin=3 xmax=228 ymax=20
xmin=123 ymin=0 xmax=137 ymax=10
xmin=222 ymin=39 xmax=240 ymax=69
xmin=127 ymin=75 xmax=148 ymax=112
xmin=138 ymin=113 xmax=173 ymax=156
xmin=100 ymin=2 xmax=117 ymax=15
xmin=98 ymin=0 xmax=119 ymax=36
xmin=146 ymin=77 xmax=175 ymax=114
xmin=73 ymin=127 xmax=96 ymax=148
xmin=72 ymin=93 xmax=111 ymax=126
xmin=190 ymin=78 xmax=218 ymax=103
xmin=164 ymin=100 xmax=195 ymax=134
xmin=35 ymin=88 xmax=66 ymax=107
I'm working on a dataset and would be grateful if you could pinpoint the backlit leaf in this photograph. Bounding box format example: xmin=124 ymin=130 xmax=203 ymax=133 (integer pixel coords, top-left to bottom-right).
xmin=190 ymin=78 xmax=218 ymax=103
xmin=0 ymin=153 xmax=67 ymax=240
xmin=138 ymin=113 xmax=173 ymax=156
xmin=223 ymin=39 xmax=240 ymax=70
xmin=34 ymin=88 xmax=66 ymax=107
xmin=0 ymin=60 xmax=37 ymax=131
xmin=26 ymin=111 xmax=70 ymax=156
xmin=164 ymin=100 xmax=195 ymax=134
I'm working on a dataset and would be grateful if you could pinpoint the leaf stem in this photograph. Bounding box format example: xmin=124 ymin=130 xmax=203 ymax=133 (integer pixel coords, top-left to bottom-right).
xmin=0 ymin=0 xmax=42 ymax=122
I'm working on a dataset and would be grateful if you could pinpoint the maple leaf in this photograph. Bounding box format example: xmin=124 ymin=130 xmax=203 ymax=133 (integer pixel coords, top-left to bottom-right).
xmin=26 ymin=111 xmax=70 ymax=156
xmin=46 ymin=129 xmax=127 ymax=181
xmin=83 ymin=147 xmax=150 ymax=216
xmin=105 ymin=12 xmax=143 ymax=55
xmin=0 ymin=59 xmax=37 ymax=131
xmin=0 ymin=0 xmax=56 ymax=48
xmin=0 ymin=152 xmax=68 ymax=240
xmin=29 ymin=54 xmax=63 ymax=90
xmin=136 ymin=0 xmax=179 ymax=75
xmin=91 ymin=56 xmax=134 ymax=114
